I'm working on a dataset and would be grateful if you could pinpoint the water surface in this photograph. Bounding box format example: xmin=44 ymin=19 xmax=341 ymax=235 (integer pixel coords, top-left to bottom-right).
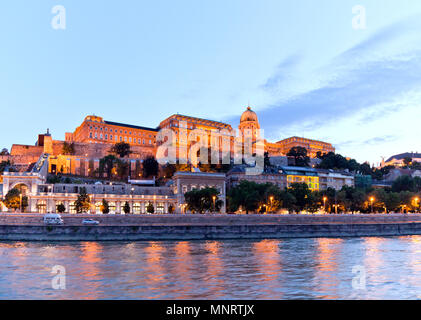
xmin=1 ymin=237 xmax=421 ymax=299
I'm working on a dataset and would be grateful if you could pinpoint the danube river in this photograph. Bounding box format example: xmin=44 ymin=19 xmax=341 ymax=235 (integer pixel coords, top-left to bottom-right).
xmin=1 ymin=237 xmax=421 ymax=299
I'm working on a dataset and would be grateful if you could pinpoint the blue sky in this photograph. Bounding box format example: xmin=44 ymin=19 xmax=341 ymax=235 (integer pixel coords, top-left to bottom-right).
xmin=1 ymin=0 xmax=421 ymax=165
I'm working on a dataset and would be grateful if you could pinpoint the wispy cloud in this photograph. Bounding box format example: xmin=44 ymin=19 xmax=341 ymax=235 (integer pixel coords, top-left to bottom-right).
xmin=225 ymin=15 xmax=421 ymax=150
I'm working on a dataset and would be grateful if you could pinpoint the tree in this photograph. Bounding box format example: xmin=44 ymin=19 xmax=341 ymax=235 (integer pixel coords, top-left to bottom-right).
xmin=75 ymin=187 xmax=91 ymax=213
xmin=115 ymin=160 xmax=129 ymax=179
xmin=264 ymin=152 xmax=271 ymax=172
xmin=403 ymin=157 xmax=413 ymax=167
xmin=110 ymin=142 xmax=132 ymax=158
xmin=62 ymin=142 xmax=75 ymax=155
xmin=0 ymin=148 xmax=9 ymax=155
xmin=162 ymin=163 xmax=177 ymax=179
xmin=228 ymin=180 xmax=261 ymax=214
xmin=3 ymin=188 xmax=27 ymax=211
xmin=184 ymin=187 xmax=221 ymax=213
xmin=146 ymin=203 xmax=155 ymax=214
xmin=168 ymin=204 xmax=175 ymax=214
xmin=56 ymin=203 xmax=66 ymax=213
xmin=143 ymin=156 xmax=159 ymax=178
xmin=99 ymin=155 xmax=119 ymax=178
xmin=123 ymin=201 xmax=131 ymax=214
xmin=392 ymin=175 xmax=416 ymax=193
xmin=288 ymin=183 xmax=312 ymax=213
xmin=101 ymin=199 xmax=110 ymax=214
xmin=287 ymin=147 xmax=310 ymax=167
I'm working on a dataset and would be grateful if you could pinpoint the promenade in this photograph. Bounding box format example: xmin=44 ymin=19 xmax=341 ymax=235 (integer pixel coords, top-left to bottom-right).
xmin=1 ymin=212 xmax=421 ymax=226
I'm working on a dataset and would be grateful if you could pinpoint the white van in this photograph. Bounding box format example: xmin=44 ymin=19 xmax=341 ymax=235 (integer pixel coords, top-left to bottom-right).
xmin=43 ymin=213 xmax=64 ymax=225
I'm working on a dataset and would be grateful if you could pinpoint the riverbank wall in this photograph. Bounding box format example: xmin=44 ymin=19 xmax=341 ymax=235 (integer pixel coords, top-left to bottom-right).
xmin=2 ymin=214 xmax=421 ymax=240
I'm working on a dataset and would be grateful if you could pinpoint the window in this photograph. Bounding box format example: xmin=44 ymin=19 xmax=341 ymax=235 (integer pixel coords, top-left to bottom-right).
xmin=37 ymin=200 xmax=47 ymax=214
xmin=89 ymin=132 xmax=93 ymax=138
xmin=133 ymin=203 xmax=141 ymax=214
xmin=105 ymin=134 xmax=108 ymax=140
xmin=129 ymin=137 xmax=132 ymax=142
xmin=100 ymin=133 xmax=103 ymax=139
xmin=110 ymin=135 xmax=113 ymax=140
xmin=120 ymin=136 xmax=123 ymax=142
xmin=95 ymin=133 xmax=98 ymax=139
xmin=124 ymin=137 xmax=127 ymax=142
xmin=149 ymin=140 xmax=151 ymax=144
xmin=69 ymin=201 xmax=77 ymax=214
xmin=156 ymin=203 xmax=165 ymax=214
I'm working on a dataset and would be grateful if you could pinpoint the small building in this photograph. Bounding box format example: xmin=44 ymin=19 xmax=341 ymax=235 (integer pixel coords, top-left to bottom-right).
xmin=172 ymin=171 xmax=227 ymax=213
xmin=316 ymin=169 xmax=354 ymax=190
xmin=226 ymin=165 xmax=287 ymax=190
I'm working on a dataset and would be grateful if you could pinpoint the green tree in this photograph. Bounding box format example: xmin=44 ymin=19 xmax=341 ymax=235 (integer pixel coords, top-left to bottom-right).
xmin=392 ymin=175 xmax=416 ymax=193
xmin=116 ymin=160 xmax=129 ymax=179
xmin=143 ymin=156 xmax=159 ymax=178
xmin=123 ymin=201 xmax=131 ymax=214
xmin=75 ymin=187 xmax=91 ymax=213
xmin=101 ymin=199 xmax=110 ymax=214
xmin=56 ymin=203 xmax=66 ymax=213
xmin=99 ymin=155 xmax=119 ymax=178
xmin=288 ymin=183 xmax=312 ymax=213
xmin=227 ymin=180 xmax=261 ymax=214
xmin=287 ymin=147 xmax=310 ymax=167
xmin=168 ymin=204 xmax=175 ymax=213
xmin=184 ymin=187 xmax=221 ymax=213
xmin=146 ymin=203 xmax=155 ymax=214
xmin=3 ymin=188 xmax=28 ymax=211
xmin=110 ymin=142 xmax=132 ymax=158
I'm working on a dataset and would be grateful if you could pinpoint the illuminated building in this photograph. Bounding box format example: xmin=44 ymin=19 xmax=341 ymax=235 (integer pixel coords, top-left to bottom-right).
xmin=65 ymin=115 xmax=158 ymax=147
xmin=275 ymin=136 xmax=335 ymax=158
xmin=281 ymin=166 xmax=320 ymax=191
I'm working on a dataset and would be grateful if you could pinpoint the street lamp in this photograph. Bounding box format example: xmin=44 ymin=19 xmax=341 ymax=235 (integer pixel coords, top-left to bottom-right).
xmin=212 ymin=195 xmax=216 ymax=213
xmin=19 ymin=194 xmax=22 ymax=213
xmin=323 ymin=196 xmax=327 ymax=213
xmin=414 ymin=197 xmax=419 ymax=214
xmin=269 ymin=196 xmax=274 ymax=213
xmin=131 ymin=187 xmax=135 ymax=214
xmin=370 ymin=197 xmax=375 ymax=213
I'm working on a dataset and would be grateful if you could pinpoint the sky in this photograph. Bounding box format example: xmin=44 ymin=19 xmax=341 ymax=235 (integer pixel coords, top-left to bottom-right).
xmin=1 ymin=0 xmax=421 ymax=165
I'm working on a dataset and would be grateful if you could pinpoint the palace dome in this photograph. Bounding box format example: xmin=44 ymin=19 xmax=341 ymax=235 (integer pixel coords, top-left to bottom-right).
xmin=240 ymin=107 xmax=258 ymax=123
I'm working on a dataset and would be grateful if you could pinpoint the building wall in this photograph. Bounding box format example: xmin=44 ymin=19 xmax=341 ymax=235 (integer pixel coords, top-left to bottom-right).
xmin=275 ymin=137 xmax=335 ymax=158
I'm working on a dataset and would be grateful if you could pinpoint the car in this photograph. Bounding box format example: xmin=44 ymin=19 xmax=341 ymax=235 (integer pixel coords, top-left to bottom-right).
xmin=82 ymin=219 xmax=100 ymax=225
xmin=43 ymin=213 xmax=64 ymax=225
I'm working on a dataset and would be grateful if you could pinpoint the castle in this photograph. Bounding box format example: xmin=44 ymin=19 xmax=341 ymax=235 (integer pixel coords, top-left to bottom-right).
xmin=3 ymin=106 xmax=335 ymax=177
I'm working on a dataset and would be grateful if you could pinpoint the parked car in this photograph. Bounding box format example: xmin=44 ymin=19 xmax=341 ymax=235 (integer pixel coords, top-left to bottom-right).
xmin=43 ymin=213 xmax=64 ymax=225
xmin=82 ymin=219 xmax=100 ymax=225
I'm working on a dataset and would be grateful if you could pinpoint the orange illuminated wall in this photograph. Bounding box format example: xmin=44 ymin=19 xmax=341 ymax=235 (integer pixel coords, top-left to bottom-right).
xmin=276 ymin=136 xmax=335 ymax=158
xmin=66 ymin=115 xmax=158 ymax=148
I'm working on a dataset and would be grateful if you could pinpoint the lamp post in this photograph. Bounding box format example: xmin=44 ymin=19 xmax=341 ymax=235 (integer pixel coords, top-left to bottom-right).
xmin=323 ymin=196 xmax=327 ymax=214
xmin=414 ymin=197 xmax=419 ymax=214
xmin=370 ymin=197 xmax=375 ymax=213
xmin=131 ymin=187 xmax=135 ymax=214
xmin=269 ymin=196 xmax=274 ymax=213
xmin=19 ymin=194 xmax=22 ymax=213
xmin=212 ymin=195 xmax=216 ymax=213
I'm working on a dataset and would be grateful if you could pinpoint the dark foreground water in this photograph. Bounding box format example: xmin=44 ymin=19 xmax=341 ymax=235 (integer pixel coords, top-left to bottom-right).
xmin=1 ymin=236 xmax=421 ymax=299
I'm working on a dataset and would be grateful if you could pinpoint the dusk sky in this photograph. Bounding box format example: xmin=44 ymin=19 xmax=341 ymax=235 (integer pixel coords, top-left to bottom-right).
xmin=1 ymin=0 xmax=421 ymax=165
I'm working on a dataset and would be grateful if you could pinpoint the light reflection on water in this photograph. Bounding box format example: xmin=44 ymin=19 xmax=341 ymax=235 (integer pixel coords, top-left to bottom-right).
xmin=1 ymin=236 xmax=421 ymax=299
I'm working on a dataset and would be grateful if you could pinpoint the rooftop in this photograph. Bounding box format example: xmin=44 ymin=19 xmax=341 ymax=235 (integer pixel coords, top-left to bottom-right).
xmin=104 ymin=120 xmax=159 ymax=132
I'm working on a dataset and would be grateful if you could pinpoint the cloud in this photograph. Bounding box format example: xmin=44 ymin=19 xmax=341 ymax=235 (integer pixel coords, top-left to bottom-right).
xmin=224 ymin=15 xmax=421 ymax=142
xmin=260 ymin=54 xmax=302 ymax=91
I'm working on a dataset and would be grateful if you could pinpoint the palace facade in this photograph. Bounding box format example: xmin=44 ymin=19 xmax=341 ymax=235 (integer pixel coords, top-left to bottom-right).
xmin=3 ymin=106 xmax=335 ymax=178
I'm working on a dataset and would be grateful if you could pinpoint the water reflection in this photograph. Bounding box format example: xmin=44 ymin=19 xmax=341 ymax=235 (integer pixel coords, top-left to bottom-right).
xmin=252 ymin=240 xmax=282 ymax=299
xmin=1 ymin=237 xmax=421 ymax=299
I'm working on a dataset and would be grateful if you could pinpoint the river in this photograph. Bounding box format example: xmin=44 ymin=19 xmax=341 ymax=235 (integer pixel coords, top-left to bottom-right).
xmin=1 ymin=236 xmax=421 ymax=299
